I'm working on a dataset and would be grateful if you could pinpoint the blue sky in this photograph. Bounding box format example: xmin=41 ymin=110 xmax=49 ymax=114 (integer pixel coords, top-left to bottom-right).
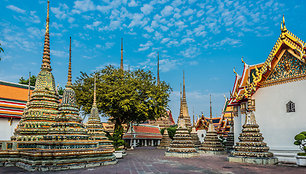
xmin=1 ymin=0 xmax=306 ymax=122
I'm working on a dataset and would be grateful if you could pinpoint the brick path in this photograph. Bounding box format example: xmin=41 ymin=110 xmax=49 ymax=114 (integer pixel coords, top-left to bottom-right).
xmin=1 ymin=147 xmax=305 ymax=174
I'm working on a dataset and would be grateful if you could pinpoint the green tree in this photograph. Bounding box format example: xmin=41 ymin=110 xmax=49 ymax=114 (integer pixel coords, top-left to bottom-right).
xmin=73 ymin=65 xmax=172 ymax=144
xmin=0 ymin=43 xmax=4 ymax=61
xmin=19 ymin=75 xmax=36 ymax=86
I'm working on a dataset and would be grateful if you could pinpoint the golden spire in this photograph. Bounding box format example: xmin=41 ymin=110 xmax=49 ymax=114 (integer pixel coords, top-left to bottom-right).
xmin=182 ymin=71 xmax=186 ymax=101
xmin=41 ymin=0 xmax=51 ymax=71
xmin=93 ymin=75 xmax=97 ymax=106
xmin=210 ymin=94 xmax=212 ymax=123
xmin=120 ymin=38 xmax=123 ymax=70
xmin=192 ymin=107 xmax=195 ymax=126
xmin=66 ymin=36 xmax=72 ymax=87
xmin=26 ymin=72 xmax=31 ymax=108
xmin=157 ymin=52 xmax=160 ymax=85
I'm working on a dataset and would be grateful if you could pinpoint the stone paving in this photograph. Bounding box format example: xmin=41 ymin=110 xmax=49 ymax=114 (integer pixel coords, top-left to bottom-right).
xmin=1 ymin=147 xmax=305 ymax=174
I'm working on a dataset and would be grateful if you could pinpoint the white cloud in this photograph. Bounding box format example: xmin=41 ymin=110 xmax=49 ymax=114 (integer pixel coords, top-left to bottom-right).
xmin=138 ymin=41 xmax=153 ymax=51
xmin=73 ymin=0 xmax=95 ymax=12
xmin=160 ymin=59 xmax=180 ymax=72
xmin=6 ymin=5 xmax=26 ymax=14
xmin=128 ymin=13 xmax=147 ymax=28
xmin=161 ymin=38 xmax=170 ymax=44
xmin=128 ymin=0 xmax=138 ymax=7
xmin=51 ymin=3 xmax=69 ymax=19
xmin=180 ymin=38 xmax=194 ymax=45
xmin=180 ymin=47 xmax=199 ymax=58
xmin=85 ymin=21 xmax=102 ymax=30
xmin=52 ymin=50 xmax=67 ymax=58
xmin=141 ymin=4 xmax=153 ymax=15
xmin=183 ymin=8 xmax=193 ymax=16
xmin=161 ymin=5 xmax=173 ymax=17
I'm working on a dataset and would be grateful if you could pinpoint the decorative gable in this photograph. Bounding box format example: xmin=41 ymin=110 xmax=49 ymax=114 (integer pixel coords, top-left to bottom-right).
xmin=262 ymin=51 xmax=306 ymax=87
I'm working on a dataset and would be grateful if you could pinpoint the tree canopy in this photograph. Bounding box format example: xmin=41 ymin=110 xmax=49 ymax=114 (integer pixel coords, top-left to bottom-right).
xmin=19 ymin=75 xmax=36 ymax=86
xmin=73 ymin=65 xmax=172 ymax=130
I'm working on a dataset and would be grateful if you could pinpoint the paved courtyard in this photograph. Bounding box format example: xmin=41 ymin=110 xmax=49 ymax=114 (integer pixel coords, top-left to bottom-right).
xmin=1 ymin=147 xmax=305 ymax=174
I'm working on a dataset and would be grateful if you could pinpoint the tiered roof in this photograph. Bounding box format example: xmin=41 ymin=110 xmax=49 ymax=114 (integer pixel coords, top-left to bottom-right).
xmin=229 ymin=16 xmax=306 ymax=106
xmin=123 ymin=124 xmax=162 ymax=140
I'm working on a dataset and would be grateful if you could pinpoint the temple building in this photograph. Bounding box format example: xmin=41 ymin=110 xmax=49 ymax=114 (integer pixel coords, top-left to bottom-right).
xmin=177 ymin=71 xmax=191 ymax=129
xmin=147 ymin=110 xmax=175 ymax=129
xmin=0 ymin=80 xmax=34 ymax=140
xmin=0 ymin=1 xmax=116 ymax=171
xmin=195 ymin=114 xmax=209 ymax=143
xmin=228 ymin=16 xmax=305 ymax=163
xmin=123 ymin=124 xmax=162 ymax=147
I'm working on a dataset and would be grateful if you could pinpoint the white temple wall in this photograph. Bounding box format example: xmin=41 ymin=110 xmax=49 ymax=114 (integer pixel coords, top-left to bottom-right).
xmin=197 ymin=129 xmax=207 ymax=143
xmin=252 ymin=80 xmax=306 ymax=151
xmin=0 ymin=118 xmax=19 ymax=140
xmin=234 ymin=106 xmax=243 ymax=144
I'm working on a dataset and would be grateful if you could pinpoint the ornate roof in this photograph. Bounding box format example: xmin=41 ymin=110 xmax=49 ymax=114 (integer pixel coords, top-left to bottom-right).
xmin=123 ymin=124 xmax=162 ymax=139
xmin=229 ymin=16 xmax=306 ymax=105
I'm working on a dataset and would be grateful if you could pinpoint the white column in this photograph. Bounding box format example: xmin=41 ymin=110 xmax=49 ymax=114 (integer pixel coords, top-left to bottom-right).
xmin=145 ymin=139 xmax=147 ymax=146
xmin=151 ymin=140 xmax=154 ymax=146
xmin=158 ymin=140 xmax=160 ymax=145
xmin=133 ymin=139 xmax=136 ymax=147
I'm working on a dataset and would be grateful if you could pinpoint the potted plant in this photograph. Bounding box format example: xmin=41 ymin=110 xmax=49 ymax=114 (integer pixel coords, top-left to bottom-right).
xmin=294 ymin=131 xmax=306 ymax=166
xmin=107 ymin=127 xmax=126 ymax=159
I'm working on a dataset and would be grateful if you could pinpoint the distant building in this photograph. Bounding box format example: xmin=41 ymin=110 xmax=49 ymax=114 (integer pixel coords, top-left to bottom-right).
xmin=123 ymin=124 xmax=162 ymax=147
xmin=147 ymin=110 xmax=175 ymax=129
xmin=0 ymin=80 xmax=34 ymax=140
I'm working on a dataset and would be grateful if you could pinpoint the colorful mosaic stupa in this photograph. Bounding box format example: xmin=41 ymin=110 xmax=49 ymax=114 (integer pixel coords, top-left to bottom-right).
xmin=165 ymin=120 xmax=199 ymax=158
xmin=190 ymin=115 xmax=201 ymax=148
xmin=177 ymin=71 xmax=191 ymax=129
xmin=228 ymin=97 xmax=278 ymax=164
xmin=199 ymin=96 xmax=225 ymax=154
xmin=157 ymin=129 xmax=172 ymax=149
xmin=86 ymin=75 xmax=114 ymax=150
xmin=0 ymin=1 xmax=116 ymax=171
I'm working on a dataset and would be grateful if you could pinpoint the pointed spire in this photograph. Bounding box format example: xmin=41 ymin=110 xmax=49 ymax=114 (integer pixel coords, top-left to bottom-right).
xmin=26 ymin=72 xmax=31 ymax=108
xmin=41 ymin=0 xmax=51 ymax=71
xmin=120 ymin=38 xmax=123 ymax=70
xmin=93 ymin=75 xmax=97 ymax=106
xmin=66 ymin=36 xmax=72 ymax=87
xmin=157 ymin=52 xmax=160 ymax=85
xmin=182 ymin=71 xmax=186 ymax=100
xmin=210 ymin=94 xmax=212 ymax=123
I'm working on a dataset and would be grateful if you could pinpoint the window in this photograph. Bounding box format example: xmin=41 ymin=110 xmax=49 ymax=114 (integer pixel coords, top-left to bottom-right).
xmin=286 ymin=101 xmax=295 ymax=112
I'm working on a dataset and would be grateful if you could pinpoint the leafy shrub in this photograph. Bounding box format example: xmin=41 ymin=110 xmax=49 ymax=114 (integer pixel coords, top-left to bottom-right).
xmin=294 ymin=131 xmax=306 ymax=154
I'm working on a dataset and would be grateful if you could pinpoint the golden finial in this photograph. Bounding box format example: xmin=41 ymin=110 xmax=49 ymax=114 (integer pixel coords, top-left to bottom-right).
xmin=66 ymin=37 xmax=72 ymax=87
xmin=233 ymin=67 xmax=238 ymax=76
xmin=281 ymin=15 xmax=287 ymax=32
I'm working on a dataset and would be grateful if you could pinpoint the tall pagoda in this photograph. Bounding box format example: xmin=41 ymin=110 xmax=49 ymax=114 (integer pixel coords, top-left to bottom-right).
xmin=198 ymin=95 xmax=225 ymax=154
xmin=0 ymin=1 xmax=117 ymax=171
xmin=177 ymin=71 xmax=191 ymax=129
xmin=157 ymin=129 xmax=172 ymax=149
xmin=11 ymin=0 xmax=59 ymax=141
xmin=165 ymin=119 xmax=198 ymax=158
xmin=86 ymin=75 xmax=114 ymax=150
